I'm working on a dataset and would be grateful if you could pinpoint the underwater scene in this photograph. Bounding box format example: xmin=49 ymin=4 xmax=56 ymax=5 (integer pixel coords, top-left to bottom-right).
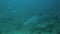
xmin=0 ymin=0 xmax=60 ymax=34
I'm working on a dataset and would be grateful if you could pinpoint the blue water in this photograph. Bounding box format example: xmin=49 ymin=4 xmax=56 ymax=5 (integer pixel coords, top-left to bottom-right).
xmin=0 ymin=0 xmax=60 ymax=34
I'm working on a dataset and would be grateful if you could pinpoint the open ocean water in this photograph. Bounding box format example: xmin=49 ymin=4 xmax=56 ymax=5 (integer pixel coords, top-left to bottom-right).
xmin=0 ymin=0 xmax=60 ymax=34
